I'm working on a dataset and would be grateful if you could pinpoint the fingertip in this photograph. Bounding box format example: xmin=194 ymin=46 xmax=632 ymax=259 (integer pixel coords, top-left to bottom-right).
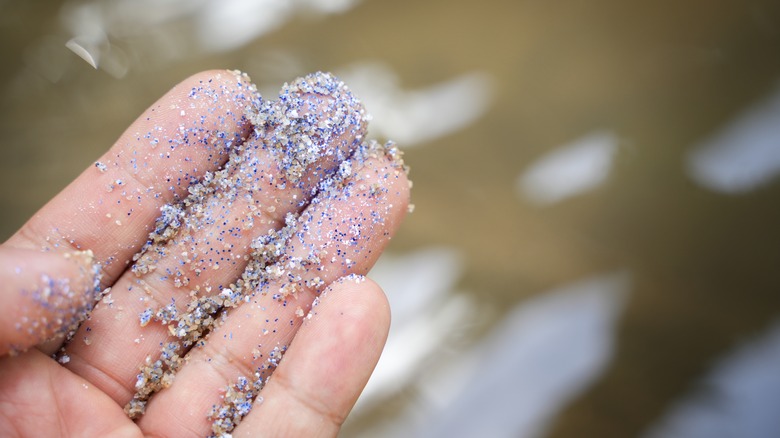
xmin=245 ymin=71 xmax=369 ymax=192
xmin=303 ymin=274 xmax=391 ymax=378
xmin=314 ymin=275 xmax=391 ymax=337
xmin=0 ymin=247 xmax=100 ymax=356
xmin=231 ymin=275 xmax=392 ymax=437
xmin=162 ymin=69 xmax=258 ymax=124
xmin=183 ymin=68 xmax=258 ymax=101
xmin=164 ymin=68 xmax=259 ymax=138
xmin=350 ymin=140 xmax=413 ymax=232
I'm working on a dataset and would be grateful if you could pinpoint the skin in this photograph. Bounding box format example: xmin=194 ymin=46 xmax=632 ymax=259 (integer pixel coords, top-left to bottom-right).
xmin=0 ymin=70 xmax=409 ymax=437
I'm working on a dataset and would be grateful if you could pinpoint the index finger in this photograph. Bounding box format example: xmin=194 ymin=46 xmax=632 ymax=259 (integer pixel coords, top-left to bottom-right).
xmin=5 ymin=70 xmax=255 ymax=287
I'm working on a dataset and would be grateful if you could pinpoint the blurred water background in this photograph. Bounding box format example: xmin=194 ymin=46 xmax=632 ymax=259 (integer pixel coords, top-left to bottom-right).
xmin=3 ymin=1 xmax=780 ymax=437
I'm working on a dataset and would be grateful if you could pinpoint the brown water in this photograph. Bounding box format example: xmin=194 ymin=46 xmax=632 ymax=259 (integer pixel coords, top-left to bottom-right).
xmin=3 ymin=1 xmax=780 ymax=437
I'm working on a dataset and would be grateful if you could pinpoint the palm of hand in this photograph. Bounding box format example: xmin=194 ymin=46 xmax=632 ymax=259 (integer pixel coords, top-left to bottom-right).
xmin=0 ymin=71 xmax=409 ymax=437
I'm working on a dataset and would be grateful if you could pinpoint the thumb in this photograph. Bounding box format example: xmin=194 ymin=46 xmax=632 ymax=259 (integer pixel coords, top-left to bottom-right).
xmin=0 ymin=246 xmax=100 ymax=357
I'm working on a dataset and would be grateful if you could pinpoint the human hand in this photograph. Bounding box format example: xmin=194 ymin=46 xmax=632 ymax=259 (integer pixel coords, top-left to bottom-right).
xmin=0 ymin=70 xmax=410 ymax=437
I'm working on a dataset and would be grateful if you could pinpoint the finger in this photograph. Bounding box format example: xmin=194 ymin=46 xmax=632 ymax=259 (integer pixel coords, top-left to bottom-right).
xmin=232 ymin=276 xmax=390 ymax=438
xmin=0 ymin=246 xmax=98 ymax=356
xmin=138 ymin=144 xmax=409 ymax=437
xmin=5 ymin=70 xmax=255 ymax=287
xmin=63 ymin=73 xmax=369 ymax=406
